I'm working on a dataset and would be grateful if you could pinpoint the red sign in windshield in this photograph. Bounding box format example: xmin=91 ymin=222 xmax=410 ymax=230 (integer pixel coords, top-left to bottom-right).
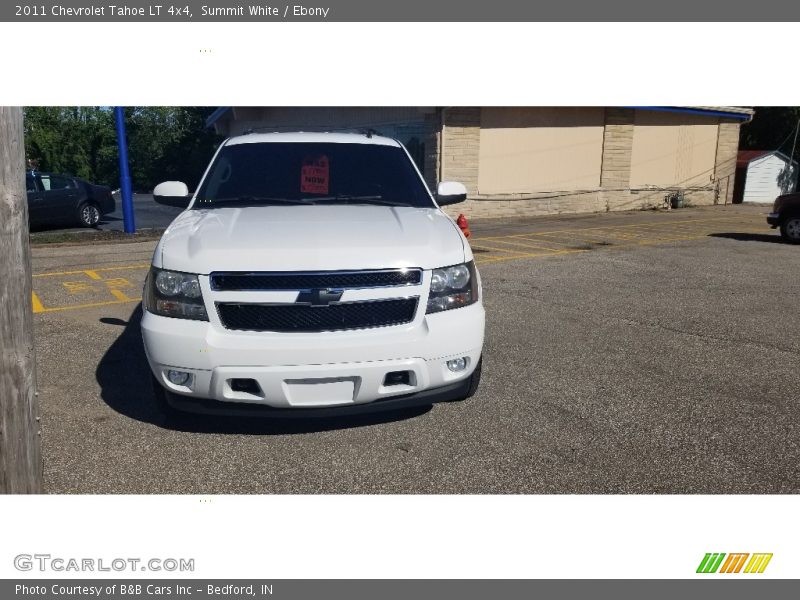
xmin=300 ymin=155 xmax=330 ymax=194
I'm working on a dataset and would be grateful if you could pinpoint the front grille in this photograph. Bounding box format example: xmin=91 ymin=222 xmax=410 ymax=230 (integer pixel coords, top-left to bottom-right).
xmin=216 ymin=298 xmax=418 ymax=332
xmin=210 ymin=269 xmax=422 ymax=291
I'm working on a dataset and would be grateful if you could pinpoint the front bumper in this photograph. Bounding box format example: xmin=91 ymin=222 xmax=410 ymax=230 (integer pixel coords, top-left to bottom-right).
xmin=767 ymin=212 xmax=781 ymax=227
xmin=163 ymin=376 xmax=473 ymax=418
xmin=141 ymin=300 xmax=484 ymax=411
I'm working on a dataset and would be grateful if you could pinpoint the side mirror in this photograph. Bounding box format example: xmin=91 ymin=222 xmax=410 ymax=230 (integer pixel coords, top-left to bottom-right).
xmin=436 ymin=181 xmax=468 ymax=206
xmin=153 ymin=181 xmax=191 ymax=208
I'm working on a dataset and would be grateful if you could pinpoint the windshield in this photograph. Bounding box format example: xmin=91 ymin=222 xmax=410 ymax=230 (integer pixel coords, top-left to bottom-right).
xmin=193 ymin=141 xmax=435 ymax=208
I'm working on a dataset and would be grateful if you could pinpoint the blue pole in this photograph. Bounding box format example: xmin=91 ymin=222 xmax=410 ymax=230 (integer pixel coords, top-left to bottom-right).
xmin=114 ymin=107 xmax=135 ymax=233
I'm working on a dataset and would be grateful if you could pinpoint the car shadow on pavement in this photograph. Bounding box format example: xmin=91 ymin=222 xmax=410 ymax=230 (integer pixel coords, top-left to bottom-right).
xmin=29 ymin=216 xmax=119 ymax=232
xmin=709 ymin=232 xmax=785 ymax=244
xmin=96 ymin=304 xmax=431 ymax=435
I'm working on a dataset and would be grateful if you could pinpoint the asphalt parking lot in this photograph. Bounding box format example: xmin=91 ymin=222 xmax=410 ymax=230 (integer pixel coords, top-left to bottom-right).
xmin=102 ymin=193 xmax=183 ymax=231
xmin=31 ymin=204 xmax=800 ymax=493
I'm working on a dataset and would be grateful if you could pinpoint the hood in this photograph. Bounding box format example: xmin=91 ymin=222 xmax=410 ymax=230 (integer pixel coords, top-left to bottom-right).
xmin=155 ymin=205 xmax=467 ymax=273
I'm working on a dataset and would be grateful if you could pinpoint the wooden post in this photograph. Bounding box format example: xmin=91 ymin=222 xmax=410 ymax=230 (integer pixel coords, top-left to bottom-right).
xmin=0 ymin=106 xmax=42 ymax=493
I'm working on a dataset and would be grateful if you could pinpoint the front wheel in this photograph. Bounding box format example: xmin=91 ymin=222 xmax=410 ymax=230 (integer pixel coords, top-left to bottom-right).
xmin=151 ymin=375 xmax=185 ymax=425
xmin=77 ymin=201 xmax=101 ymax=228
xmin=780 ymin=217 xmax=800 ymax=244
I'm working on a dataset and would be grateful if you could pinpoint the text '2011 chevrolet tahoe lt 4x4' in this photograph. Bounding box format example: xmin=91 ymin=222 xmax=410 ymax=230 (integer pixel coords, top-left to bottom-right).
xmin=142 ymin=132 xmax=485 ymax=418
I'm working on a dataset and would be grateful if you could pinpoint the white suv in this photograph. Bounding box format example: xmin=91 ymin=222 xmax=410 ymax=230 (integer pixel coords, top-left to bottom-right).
xmin=143 ymin=132 xmax=485 ymax=418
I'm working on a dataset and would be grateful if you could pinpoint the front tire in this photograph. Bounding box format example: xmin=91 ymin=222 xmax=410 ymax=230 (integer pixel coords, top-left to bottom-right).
xmin=780 ymin=217 xmax=800 ymax=244
xmin=151 ymin=375 xmax=184 ymax=425
xmin=77 ymin=201 xmax=101 ymax=228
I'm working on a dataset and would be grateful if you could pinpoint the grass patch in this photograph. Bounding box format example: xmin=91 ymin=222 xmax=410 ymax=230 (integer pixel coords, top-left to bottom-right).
xmin=30 ymin=228 xmax=165 ymax=246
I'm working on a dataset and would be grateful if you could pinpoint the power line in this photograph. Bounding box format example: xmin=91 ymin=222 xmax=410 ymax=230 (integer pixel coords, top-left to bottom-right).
xmin=773 ymin=121 xmax=799 ymax=153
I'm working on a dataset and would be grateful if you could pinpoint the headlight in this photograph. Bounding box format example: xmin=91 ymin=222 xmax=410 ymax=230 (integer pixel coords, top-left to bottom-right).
xmin=145 ymin=267 xmax=208 ymax=320
xmin=426 ymin=261 xmax=479 ymax=314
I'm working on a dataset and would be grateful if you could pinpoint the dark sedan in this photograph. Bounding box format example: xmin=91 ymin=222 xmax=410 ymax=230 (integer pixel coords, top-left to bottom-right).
xmin=26 ymin=171 xmax=115 ymax=228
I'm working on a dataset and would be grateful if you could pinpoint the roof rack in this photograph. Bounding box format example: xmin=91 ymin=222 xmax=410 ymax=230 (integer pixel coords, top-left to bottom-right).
xmin=241 ymin=125 xmax=385 ymax=137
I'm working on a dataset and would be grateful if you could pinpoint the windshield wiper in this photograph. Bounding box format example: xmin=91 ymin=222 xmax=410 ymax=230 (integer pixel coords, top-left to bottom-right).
xmin=306 ymin=195 xmax=410 ymax=207
xmin=197 ymin=195 xmax=309 ymax=206
xmin=196 ymin=195 xmax=413 ymax=208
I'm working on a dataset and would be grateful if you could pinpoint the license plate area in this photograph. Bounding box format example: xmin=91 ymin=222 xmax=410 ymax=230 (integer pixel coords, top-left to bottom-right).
xmin=282 ymin=377 xmax=358 ymax=407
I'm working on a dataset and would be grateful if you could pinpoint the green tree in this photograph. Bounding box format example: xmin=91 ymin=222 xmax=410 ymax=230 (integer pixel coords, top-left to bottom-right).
xmin=740 ymin=107 xmax=800 ymax=157
xmin=130 ymin=107 xmax=221 ymax=191
xmin=23 ymin=107 xmax=221 ymax=191
xmin=24 ymin=107 xmax=116 ymax=181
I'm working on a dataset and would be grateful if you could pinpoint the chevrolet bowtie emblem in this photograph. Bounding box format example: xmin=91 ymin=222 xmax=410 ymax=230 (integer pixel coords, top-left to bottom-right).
xmin=295 ymin=288 xmax=344 ymax=307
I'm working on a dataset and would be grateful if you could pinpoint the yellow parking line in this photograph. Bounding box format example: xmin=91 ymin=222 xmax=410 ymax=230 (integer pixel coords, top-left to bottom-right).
xmin=109 ymin=289 xmax=135 ymax=302
xmin=33 ymin=298 xmax=138 ymax=315
xmin=31 ymin=292 xmax=45 ymax=314
xmin=470 ymin=215 xmax=760 ymax=242
xmin=469 ymin=242 xmax=531 ymax=256
xmin=84 ymin=270 xmax=103 ymax=280
xmin=536 ymin=221 xmax=724 ymax=244
xmin=480 ymin=238 xmax=568 ymax=252
xmin=623 ymin=234 xmax=708 ymax=247
xmin=531 ymin=230 xmax=630 ymax=246
xmin=476 ymin=248 xmax=584 ymax=265
xmin=475 ymin=232 xmax=712 ymax=267
xmin=639 ymin=223 xmax=711 ymax=235
xmin=33 ymin=263 xmax=150 ymax=278
xmin=470 ymin=215 xmax=741 ymax=243
xmin=575 ymin=228 xmax=652 ymax=241
xmin=470 ymin=213 xmax=768 ymax=262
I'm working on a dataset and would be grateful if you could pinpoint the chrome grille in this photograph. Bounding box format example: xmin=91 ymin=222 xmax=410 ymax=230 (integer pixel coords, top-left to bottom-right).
xmin=210 ymin=269 xmax=422 ymax=291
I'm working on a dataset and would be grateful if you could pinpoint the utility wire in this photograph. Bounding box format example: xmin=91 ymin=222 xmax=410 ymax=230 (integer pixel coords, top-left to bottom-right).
xmin=774 ymin=124 xmax=798 ymax=154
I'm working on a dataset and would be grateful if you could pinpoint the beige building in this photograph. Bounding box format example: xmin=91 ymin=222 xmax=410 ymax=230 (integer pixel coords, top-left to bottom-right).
xmin=207 ymin=106 xmax=753 ymax=219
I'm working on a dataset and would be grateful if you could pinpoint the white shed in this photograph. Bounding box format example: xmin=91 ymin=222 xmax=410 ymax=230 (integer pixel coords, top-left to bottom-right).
xmin=735 ymin=150 xmax=798 ymax=204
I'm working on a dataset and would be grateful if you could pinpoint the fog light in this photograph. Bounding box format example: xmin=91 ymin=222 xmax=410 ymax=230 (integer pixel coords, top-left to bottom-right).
xmin=446 ymin=357 xmax=468 ymax=372
xmin=167 ymin=370 xmax=192 ymax=387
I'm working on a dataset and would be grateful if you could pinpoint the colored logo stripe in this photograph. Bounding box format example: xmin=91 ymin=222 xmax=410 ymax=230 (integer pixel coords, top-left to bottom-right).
xmin=719 ymin=553 xmax=749 ymax=573
xmin=697 ymin=553 xmax=726 ymax=573
xmin=744 ymin=553 xmax=773 ymax=574
xmin=697 ymin=553 xmax=772 ymax=574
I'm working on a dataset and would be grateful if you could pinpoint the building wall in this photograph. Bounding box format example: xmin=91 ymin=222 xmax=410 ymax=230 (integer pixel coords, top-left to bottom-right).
xmin=600 ymin=108 xmax=635 ymax=189
xmin=629 ymin=111 xmax=719 ymax=188
xmin=439 ymin=108 xmax=481 ymax=195
xmin=440 ymin=107 xmax=745 ymax=219
xmin=477 ymin=107 xmax=605 ymax=194
xmin=714 ymin=121 xmax=741 ymax=205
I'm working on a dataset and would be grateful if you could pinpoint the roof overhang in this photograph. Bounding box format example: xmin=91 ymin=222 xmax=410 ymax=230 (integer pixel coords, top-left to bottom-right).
xmin=206 ymin=106 xmax=756 ymax=129
xmin=205 ymin=107 xmax=231 ymax=129
xmin=630 ymin=106 xmax=754 ymax=121
xmin=738 ymin=149 xmax=798 ymax=168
